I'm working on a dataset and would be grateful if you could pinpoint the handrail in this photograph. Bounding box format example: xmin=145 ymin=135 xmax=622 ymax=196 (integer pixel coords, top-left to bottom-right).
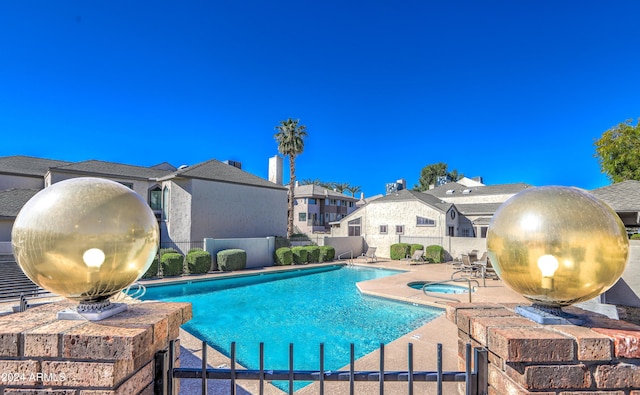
xmin=337 ymin=250 xmax=353 ymax=264
xmin=421 ymin=278 xmax=480 ymax=303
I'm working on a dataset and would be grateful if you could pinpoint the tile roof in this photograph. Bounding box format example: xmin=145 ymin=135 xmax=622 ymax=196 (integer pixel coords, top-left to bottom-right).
xmin=167 ymin=159 xmax=286 ymax=190
xmin=425 ymin=182 xmax=533 ymax=198
xmin=0 ymin=189 xmax=39 ymax=217
xmin=0 ymin=156 xmax=71 ymax=177
xmin=454 ymin=203 xmax=503 ymax=215
xmin=372 ymin=189 xmax=452 ymax=213
xmin=591 ymin=180 xmax=640 ymax=212
xmin=293 ymin=184 xmax=359 ymax=200
xmin=50 ymin=160 xmax=172 ymax=179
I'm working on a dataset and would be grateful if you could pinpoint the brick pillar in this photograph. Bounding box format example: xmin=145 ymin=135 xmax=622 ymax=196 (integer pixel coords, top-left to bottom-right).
xmin=0 ymin=300 xmax=191 ymax=395
xmin=447 ymin=303 xmax=640 ymax=395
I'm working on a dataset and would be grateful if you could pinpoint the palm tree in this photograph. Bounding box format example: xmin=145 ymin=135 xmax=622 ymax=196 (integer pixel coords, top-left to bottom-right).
xmin=274 ymin=118 xmax=307 ymax=237
xmin=332 ymin=182 xmax=350 ymax=194
xmin=346 ymin=185 xmax=362 ymax=198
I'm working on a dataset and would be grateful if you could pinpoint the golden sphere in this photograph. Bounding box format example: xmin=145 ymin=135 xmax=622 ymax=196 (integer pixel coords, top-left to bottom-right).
xmin=11 ymin=177 xmax=159 ymax=303
xmin=487 ymin=186 xmax=629 ymax=307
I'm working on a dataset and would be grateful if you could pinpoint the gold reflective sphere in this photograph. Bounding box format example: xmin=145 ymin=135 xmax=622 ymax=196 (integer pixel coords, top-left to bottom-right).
xmin=11 ymin=177 xmax=159 ymax=303
xmin=487 ymin=186 xmax=629 ymax=307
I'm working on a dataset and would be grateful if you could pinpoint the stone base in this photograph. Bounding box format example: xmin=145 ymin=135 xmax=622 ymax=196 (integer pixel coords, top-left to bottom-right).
xmin=0 ymin=300 xmax=192 ymax=394
xmin=447 ymin=303 xmax=640 ymax=394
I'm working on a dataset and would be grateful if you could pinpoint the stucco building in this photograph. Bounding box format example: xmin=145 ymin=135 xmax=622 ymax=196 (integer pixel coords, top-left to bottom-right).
xmin=0 ymin=155 xmax=287 ymax=253
xmin=292 ymin=183 xmax=359 ymax=234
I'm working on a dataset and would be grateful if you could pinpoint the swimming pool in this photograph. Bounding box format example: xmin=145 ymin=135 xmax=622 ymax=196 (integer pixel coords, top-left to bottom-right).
xmin=141 ymin=265 xmax=443 ymax=391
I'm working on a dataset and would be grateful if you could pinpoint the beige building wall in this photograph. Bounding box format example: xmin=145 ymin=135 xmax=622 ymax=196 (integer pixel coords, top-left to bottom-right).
xmin=333 ymin=200 xmax=446 ymax=258
xmin=0 ymin=174 xmax=42 ymax=191
xmin=163 ymin=179 xmax=193 ymax=243
xmin=189 ymin=179 xmax=287 ymax=240
xmin=440 ymin=193 xmax=513 ymax=204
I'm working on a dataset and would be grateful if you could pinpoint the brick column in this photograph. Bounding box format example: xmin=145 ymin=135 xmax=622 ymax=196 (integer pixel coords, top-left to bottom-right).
xmin=0 ymin=300 xmax=191 ymax=395
xmin=447 ymin=303 xmax=640 ymax=395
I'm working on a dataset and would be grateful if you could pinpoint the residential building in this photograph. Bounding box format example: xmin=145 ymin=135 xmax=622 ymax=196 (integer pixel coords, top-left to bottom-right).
xmin=292 ymin=183 xmax=359 ymax=234
xmin=331 ymin=178 xmax=532 ymax=258
xmin=0 ymin=155 xmax=288 ymax=253
xmin=591 ymin=180 xmax=640 ymax=234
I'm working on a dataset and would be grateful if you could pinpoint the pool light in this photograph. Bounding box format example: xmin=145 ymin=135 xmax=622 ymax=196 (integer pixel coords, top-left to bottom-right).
xmin=487 ymin=186 xmax=629 ymax=324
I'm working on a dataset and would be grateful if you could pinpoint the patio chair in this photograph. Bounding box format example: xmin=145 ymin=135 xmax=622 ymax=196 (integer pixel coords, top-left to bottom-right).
xmin=451 ymin=254 xmax=480 ymax=280
xmin=359 ymin=247 xmax=377 ymax=263
xmin=401 ymin=249 xmax=426 ymax=265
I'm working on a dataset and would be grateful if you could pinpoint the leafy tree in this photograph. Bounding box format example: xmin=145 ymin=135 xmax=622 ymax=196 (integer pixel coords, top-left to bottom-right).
xmin=274 ymin=118 xmax=307 ymax=237
xmin=594 ymin=119 xmax=640 ymax=183
xmin=413 ymin=162 xmax=462 ymax=191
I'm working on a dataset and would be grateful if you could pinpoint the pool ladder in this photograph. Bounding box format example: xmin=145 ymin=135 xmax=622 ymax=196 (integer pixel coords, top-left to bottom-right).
xmin=420 ymin=278 xmax=480 ymax=303
xmin=337 ymin=250 xmax=354 ymax=265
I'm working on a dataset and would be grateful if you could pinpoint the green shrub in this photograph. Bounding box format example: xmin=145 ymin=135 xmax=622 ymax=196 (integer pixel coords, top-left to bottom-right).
xmin=141 ymin=257 xmax=159 ymax=279
xmin=319 ymin=246 xmax=335 ymax=262
xmin=631 ymin=234 xmax=640 ymax=240
xmin=304 ymin=246 xmax=320 ymax=263
xmin=410 ymin=244 xmax=424 ymax=256
xmin=425 ymin=245 xmax=445 ymax=263
xmin=291 ymin=246 xmax=308 ymax=265
xmin=188 ymin=247 xmax=204 ymax=254
xmin=159 ymin=247 xmax=179 ymax=257
xmin=161 ymin=253 xmax=184 ymax=276
xmin=390 ymin=243 xmax=411 ymax=260
xmin=186 ymin=250 xmax=211 ymax=274
xmin=274 ymin=247 xmax=293 ymax=266
xmin=217 ymin=249 xmax=247 ymax=271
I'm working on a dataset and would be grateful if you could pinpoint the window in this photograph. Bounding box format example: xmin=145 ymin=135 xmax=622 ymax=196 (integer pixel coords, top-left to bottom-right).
xmin=149 ymin=186 xmax=162 ymax=210
xmin=299 ymin=213 xmax=306 ymax=222
xmin=395 ymin=225 xmax=404 ymax=234
xmin=349 ymin=201 xmax=354 ymax=207
xmin=348 ymin=218 xmax=361 ymax=236
xmin=379 ymin=225 xmax=388 ymax=234
xmin=417 ymin=216 xmax=435 ymax=226
xmin=119 ymin=182 xmax=134 ymax=189
xmin=341 ymin=200 xmax=346 ymax=206
xmin=162 ymin=186 xmax=170 ymax=221
xmin=308 ymin=198 xmax=317 ymax=205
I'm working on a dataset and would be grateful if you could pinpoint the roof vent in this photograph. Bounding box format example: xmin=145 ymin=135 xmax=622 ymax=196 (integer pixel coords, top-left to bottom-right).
xmin=462 ymin=189 xmax=472 ymax=194
xmin=178 ymin=165 xmax=189 ymax=170
xmin=446 ymin=189 xmax=455 ymax=194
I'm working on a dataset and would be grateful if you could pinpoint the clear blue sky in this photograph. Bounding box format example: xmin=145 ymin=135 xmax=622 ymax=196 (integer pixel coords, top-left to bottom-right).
xmin=1 ymin=1 xmax=639 ymax=198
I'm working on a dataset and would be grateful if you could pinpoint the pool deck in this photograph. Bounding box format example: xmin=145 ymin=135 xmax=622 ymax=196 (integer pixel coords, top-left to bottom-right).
xmin=0 ymin=260 xmax=528 ymax=394
xmin=155 ymin=259 xmax=529 ymax=395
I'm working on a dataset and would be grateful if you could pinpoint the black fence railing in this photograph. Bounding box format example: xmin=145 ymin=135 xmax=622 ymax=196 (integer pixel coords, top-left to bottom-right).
xmin=154 ymin=340 xmax=488 ymax=395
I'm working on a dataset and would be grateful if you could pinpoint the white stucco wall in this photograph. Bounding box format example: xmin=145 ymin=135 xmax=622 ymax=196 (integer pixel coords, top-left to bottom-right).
xmin=0 ymin=174 xmax=43 ymax=191
xmin=333 ymin=200 xmax=446 ymax=258
xmin=189 ymin=179 xmax=287 ymax=240
xmin=441 ymin=193 xmax=514 ymax=204
xmin=165 ymin=179 xmax=193 ymax=243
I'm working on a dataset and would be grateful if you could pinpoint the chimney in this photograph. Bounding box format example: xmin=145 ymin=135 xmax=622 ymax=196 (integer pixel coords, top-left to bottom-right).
xmin=396 ymin=178 xmax=406 ymax=191
xmin=268 ymin=155 xmax=283 ymax=185
xmin=360 ymin=192 xmax=364 ymax=200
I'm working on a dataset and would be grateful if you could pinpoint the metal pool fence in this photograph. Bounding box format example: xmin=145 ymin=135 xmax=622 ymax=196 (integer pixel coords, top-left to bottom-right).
xmin=154 ymin=340 xmax=488 ymax=395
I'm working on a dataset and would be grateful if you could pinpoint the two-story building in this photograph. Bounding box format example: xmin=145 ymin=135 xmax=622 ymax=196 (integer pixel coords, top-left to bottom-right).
xmin=0 ymin=155 xmax=288 ymax=254
xmin=292 ymin=183 xmax=359 ymax=234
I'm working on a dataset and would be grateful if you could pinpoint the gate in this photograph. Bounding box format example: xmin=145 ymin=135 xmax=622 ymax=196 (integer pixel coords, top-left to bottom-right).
xmin=154 ymin=340 xmax=488 ymax=395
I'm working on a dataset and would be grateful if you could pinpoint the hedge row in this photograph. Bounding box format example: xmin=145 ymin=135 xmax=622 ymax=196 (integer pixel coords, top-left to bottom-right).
xmin=141 ymin=248 xmax=213 ymax=278
xmin=389 ymin=243 xmax=445 ymax=263
xmin=274 ymin=245 xmax=335 ymax=265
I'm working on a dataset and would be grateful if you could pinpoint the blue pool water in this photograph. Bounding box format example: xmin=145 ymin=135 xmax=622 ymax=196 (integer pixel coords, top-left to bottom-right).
xmin=141 ymin=265 xmax=443 ymax=391
xmin=407 ymin=281 xmax=470 ymax=294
